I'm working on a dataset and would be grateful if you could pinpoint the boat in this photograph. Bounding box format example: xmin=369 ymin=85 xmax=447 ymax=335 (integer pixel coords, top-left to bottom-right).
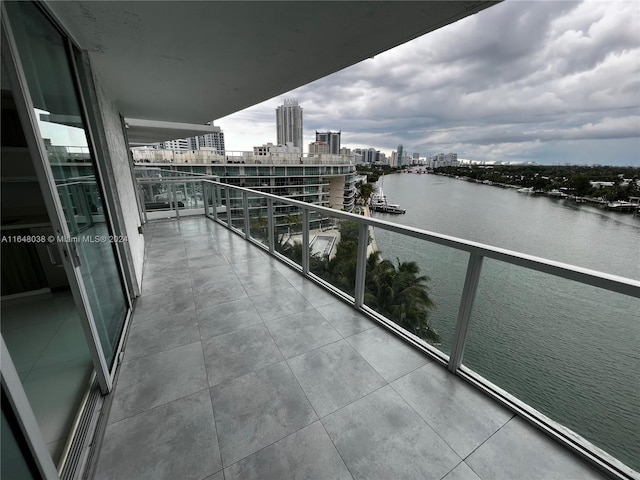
xmin=547 ymin=189 xmax=567 ymax=198
xmin=517 ymin=187 xmax=534 ymax=194
xmin=606 ymin=200 xmax=637 ymax=212
xmin=370 ymin=185 xmax=405 ymax=214
xmin=370 ymin=203 xmax=406 ymax=214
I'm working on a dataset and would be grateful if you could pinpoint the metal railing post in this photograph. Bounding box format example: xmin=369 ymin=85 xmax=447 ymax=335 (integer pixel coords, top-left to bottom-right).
xmin=448 ymin=252 xmax=484 ymax=373
xmin=354 ymin=222 xmax=369 ymax=308
xmin=203 ymin=181 xmax=209 ymax=217
xmin=225 ymin=186 xmax=232 ymax=226
xmin=267 ymin=198 xmax=275 ymax=254
xmin=212 ymin=183 xmax=219 ymax=221
xmin=138 ymin=184 xmax=148 ymax=224
xmin=302 ymin=209 xmax=310 ymax=275
xmin=172 ymin=183 xmax=180 ymax=219
xmin=243 ymin=191 xmax=250 ymax=239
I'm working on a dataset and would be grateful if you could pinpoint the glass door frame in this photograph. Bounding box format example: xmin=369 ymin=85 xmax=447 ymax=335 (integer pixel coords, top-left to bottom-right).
xmin=70 ymin=45 xmax=141 ymax=301
xmin=2 ymin=5 xmax=113 ymax=393
xmin=66 ymin=39 xmax=136 ymax=374
xmin=1 ymin=336 xmax=59 ymax=480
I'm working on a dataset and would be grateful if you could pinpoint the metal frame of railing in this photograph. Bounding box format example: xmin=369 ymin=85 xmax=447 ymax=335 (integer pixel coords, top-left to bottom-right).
xmin=141 ymin=176 xmax=639 ymax=479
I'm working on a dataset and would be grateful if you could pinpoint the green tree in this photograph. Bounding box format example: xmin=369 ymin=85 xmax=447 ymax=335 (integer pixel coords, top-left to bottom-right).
xmin=356 ymin=182 xmax=376 ymax=206
xmin=249 ymin=214 xmax=268 ymax=241
xmin=283 ymin=212 xmax=302 ymax=236
xmin=365 ymin=253 xmax=440 ymax=344
xmin=570 ymin=175 xmax=592 ymax=197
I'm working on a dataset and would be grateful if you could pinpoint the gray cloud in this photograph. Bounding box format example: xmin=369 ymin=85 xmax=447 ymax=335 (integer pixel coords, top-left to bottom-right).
xmin=218 ymin=0 xmax=640 ymax=166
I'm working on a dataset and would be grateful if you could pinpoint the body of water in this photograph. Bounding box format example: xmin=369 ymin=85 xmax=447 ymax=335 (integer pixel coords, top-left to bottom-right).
xmin=371 ymin=173 xmax=640 ymax=471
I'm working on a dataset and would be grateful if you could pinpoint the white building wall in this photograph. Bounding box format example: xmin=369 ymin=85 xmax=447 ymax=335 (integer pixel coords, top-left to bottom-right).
xmin=88 ymin=60 xmax=145 ymax=292
xmin=328 ymin=176 xmax=345 ymax=210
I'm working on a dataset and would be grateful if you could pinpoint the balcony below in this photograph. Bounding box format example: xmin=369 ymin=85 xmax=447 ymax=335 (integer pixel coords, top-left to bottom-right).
xmin=93 ymin=217 xmax=607 ymax=480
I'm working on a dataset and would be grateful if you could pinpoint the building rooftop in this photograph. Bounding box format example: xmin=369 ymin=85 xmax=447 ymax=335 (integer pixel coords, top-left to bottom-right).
xmin=92 ymin=217 xmax=607 ymax=480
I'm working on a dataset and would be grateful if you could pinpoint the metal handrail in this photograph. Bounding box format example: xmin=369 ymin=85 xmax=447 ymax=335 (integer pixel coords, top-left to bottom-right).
xmin=201 ymin=180 xmax=639 ymax=298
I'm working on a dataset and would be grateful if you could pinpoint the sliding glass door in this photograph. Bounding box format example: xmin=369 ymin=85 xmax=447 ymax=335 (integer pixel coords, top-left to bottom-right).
xmin=4 ymin=1 xmax=129 ymax=372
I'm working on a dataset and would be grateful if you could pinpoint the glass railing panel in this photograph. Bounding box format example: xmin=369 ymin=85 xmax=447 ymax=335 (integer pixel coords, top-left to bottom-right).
xmin=273 ymin=201 xmax=303 ymax=267
xmin=366 ymin=227 xmax=468 ymax=354
xmin=179 ymin=181 xmax=205 ymax=215
xmin=203 ymin=181 xmax=216 ymax=219
xmin=138 ymin=181 xmax=178 ymax=220
xmin=247 ymin=193 xmax=269 ymax=248
xmin=463 ymin=258 xmax=640 ymax=471
xmin=217 ymin=185 xmax=230 ymax=226
xmin=228 ymin=188 xmax=245 ymax=233
xmin=307 ymin=211 xmax=354 ymax=296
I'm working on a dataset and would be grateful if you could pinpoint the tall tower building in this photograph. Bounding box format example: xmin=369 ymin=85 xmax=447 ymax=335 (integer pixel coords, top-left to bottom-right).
xmin=315 ymin=131 xmax=341 ymax=154
xmin=276 ymin=99 xmax=303 ymax=150
xmin=396 ymin=145 xmax=404 ymax=168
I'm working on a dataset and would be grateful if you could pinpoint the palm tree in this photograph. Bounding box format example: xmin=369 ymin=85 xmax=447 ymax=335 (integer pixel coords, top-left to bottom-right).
xmin=249 ymin=214 xmax=268 ymax=242
xmin=283 ymin=212 xmax=302 ymax=236
xmin=365 ymin=254 xmax=440 ymax=344
xmin=275 ymin=212 xmax=303 ymax=257
xmin=356 ymin=182 xmax=376 ymax=206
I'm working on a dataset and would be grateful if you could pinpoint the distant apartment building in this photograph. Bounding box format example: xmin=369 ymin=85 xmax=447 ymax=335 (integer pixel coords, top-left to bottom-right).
xmin=308 ymin=141 xmax=329 ymax=155
xmin=133 ymin=149 xmax=357 ymax=212
xmin=189 ymin=128 xmax=225 ymax=153
xmin=254 ymin=142 xmax=300 ymax=156
xmin=428 ymin=152 xmax=459 ymax=168
xmin=276 ymin=99 xmax=304 ymax=150
xmin=315 ymin=131 xmax=341 ymax=154
xmin=157 ymin=124 xmax=225 ymax=153
xmin=159 ymin=138 xmax=190 ymax=151
xmin=354 ymin=147 xmax=379 ymax=163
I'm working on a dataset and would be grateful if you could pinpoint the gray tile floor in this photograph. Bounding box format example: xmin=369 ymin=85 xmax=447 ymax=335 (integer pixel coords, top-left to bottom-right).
xmin=93 ymin=217 xmax=608 ymax=480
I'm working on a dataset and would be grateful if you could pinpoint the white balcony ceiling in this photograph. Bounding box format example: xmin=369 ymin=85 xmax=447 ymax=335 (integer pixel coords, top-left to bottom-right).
xmin=48 ymin=1 xmax=498 ymax=125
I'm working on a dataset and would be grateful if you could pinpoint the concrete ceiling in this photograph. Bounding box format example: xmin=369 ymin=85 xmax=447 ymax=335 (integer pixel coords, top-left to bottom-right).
xmin=48 ymin=1 xmax=499 ymax=126
xmin=124 ymin=118 xmax=220 ymax=146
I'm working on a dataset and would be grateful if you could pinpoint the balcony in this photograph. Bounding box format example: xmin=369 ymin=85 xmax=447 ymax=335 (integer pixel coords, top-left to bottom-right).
xmin=91 ymin=216 xmax=613 ymax=480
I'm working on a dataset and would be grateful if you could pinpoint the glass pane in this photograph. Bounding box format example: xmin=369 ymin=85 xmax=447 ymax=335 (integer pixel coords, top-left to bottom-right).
xmin=365 ymin=227 xmax=466 ymax=350
xmin=7 ymin=0 xmax=128 ymax=367
xmin=464 ymin=258 xmax=640 ymax=471
xmin=308 ymin=211 xmax=354 ymax=296
xmin=247 ymin=192 xmax=269 ymax=247
xmin=178 ymin=180 xmax=205 ymax=216
xmin=1 ymin=403 xmax=38 ymax=480
xmin=228 ymin=188 xmax=245 ymax=232
xmin=1 ymin=52 xmax=94 ymax=465
xmin=273 ymin=201 xmax=303 ymax=267
xmin=203 ymin=182 xmax=216 ymax=219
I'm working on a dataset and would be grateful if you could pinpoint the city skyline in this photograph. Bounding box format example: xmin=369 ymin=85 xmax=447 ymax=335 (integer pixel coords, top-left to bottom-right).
xmin=217 ymin=0 xmax=640 ymax=167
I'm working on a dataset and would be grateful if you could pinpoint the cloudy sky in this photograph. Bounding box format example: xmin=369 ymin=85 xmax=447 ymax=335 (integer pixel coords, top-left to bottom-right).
xmin=217 ymin=0 xmax=640 ymax=166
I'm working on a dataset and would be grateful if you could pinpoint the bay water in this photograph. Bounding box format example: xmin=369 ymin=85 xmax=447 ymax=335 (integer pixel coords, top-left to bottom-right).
xmin=371 ymin=173 xmax=640 ymax=470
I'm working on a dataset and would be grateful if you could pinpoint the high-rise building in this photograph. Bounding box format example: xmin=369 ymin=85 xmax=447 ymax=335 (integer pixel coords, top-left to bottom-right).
xmin=157 ymin=124 xmax=225 ymax=154
xmin=159 ymin=138 xmax=190 ymax=151
xmin=315 ymin=131 xmax=341 ymax=154
xmin=396 ymin=145 xmax=404 ymax=168
xmin=276 ymin=99 xmax=303 ymax=150
xmin=354 ymin=147 xmax=379 ymax=163
xmin=308 ymin=141 xmax=329 ymax=155
xmin=189 ymin=127 xmax=225 ymax=154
